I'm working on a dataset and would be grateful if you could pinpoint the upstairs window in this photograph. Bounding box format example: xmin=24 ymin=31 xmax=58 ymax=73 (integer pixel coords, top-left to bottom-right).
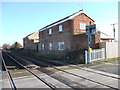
xmin=49 ymin=29 xmax=52 ymax=35
xmin=80 ymin=23 xmax=86 ymax=30
xmin=59 ymin=25 xmax=62 ymax=32
xmin=58 ymin=42 xmax=64 ymax=50
xmin=49 ymin=43 xmax=52 ymax=50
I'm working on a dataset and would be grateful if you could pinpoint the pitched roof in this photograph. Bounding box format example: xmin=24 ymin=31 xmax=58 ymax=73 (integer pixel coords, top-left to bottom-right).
xmin=97 ymin=29 xmax=115 ymax=40
xmin=23 ymin=32 xmax=39 ymax=39
xmin=23 ymin=32 xmax=35 ymax=39
xmin=39 ymin=10 xmax=95 ymax=32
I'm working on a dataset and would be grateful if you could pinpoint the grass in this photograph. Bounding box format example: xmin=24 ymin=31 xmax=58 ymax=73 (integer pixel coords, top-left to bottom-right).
xmin=91 ymin=57 xmax=120 ymax=64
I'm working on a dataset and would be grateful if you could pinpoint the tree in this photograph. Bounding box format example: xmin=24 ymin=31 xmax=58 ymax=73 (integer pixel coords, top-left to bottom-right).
xmin=11 ymin=42 xmax=22 ymax=50
xmin=2 ymin=44 xmax=11 ymax=49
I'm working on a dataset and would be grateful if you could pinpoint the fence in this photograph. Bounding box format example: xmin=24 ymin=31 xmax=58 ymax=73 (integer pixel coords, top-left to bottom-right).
xmin=85 ymin=48 xmax=105 ymax=64
xmin=99 ymin=42 xmax=118 ymax=58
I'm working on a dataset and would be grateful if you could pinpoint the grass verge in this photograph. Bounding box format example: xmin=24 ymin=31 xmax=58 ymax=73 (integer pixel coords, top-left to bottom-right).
xmin=91 ymin=57 xmax=120 ymax=64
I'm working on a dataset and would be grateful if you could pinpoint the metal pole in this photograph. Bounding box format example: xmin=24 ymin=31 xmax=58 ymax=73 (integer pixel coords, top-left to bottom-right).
xmin=85 ymin=50 xmax=87 ymax=64
xmin=111 ymin=23 xmax=116 ymax=38
xmin=88 ymin=35 xmax=90 ymax=48
xmin=113 ymin=28 xmax=115 ymax=38
xmin=87 ymin=35 xmax=91 ymax=64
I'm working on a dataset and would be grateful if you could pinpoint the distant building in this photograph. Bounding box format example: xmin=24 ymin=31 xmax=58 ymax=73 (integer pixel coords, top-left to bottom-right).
xmin=99 ymin=30 xmax=115 ymax=42
xmin=37 ymin=10 xmax=100 ymax=57
xmin=23 ymin=32 xmax=39 ymax=51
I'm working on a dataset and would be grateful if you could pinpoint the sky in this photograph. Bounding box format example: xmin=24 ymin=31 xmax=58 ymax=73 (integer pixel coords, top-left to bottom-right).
xmin=0 ymin=1 xmax=118 ymax=46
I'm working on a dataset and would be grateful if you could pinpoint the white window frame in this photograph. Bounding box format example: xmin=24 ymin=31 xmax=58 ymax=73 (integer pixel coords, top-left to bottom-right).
xmin=59 ymin=25 xmax=62 ymax=32
xmin=42 ymin=43 xmax=45 ymax=50
xmin=49 ymin=43 xmax=52 ymax=50
xmin=80 ymin=23 xmax=86 ymax=30
xmin=58 ymin=42 xmax=64 ymax=50
xmin=49 ymin=29 xmax=52 ymax=35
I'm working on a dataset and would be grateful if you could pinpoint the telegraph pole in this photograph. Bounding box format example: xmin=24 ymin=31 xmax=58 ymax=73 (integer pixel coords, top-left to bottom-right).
xmin=111 ymin=23 xmax=117 ymax=38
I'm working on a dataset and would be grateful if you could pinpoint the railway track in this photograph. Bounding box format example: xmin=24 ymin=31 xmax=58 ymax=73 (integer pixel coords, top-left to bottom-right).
xmin=7 ymin=51 xmax=120 ymax=80
xmin=68 ymin=65 xmax=120 ymax=80
xmin=2 ymin=51 xmax=119 ymax=89
xmin=1 ymin=51 xmax=17 ymax=90
xmin=2 ymin=51 xmax=72 ymax=89
xmin=8 ymin=51 xmax=64 ymax=66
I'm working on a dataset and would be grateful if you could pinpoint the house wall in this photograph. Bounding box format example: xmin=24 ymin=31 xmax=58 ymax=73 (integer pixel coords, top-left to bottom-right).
xmin=23 ymin=38 xmax=38 ymax=51
xmin=28 ymin=32 xmax=39 ymax=43
xmin=99 ymin=42 xmax=118 ymax=58
xmin=37 ymin=12 xmax=100 ymax=59
xmin=69 ymin=13 xmax=98 ymax=50
xmin=23 ymin=32 xmax=39 ymax=51
xmin=72 ymin=13 xmax=94 ymax=35
xmin=38 ymin=13 xmax=96 ymax=51
xmin=71 ymin=32 xmax=100 ymax=51
xmin=39 ymin=20 xmax=72 ymax=52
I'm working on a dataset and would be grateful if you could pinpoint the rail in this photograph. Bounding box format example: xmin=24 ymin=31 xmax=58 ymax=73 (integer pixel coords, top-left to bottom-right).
xmin=1 ymin=51 xmax=17 ymax=90
xmin=3 ymin=50 xmax=119 ymax=89
xmin=4 ymin=52 xmax=57 ymax=90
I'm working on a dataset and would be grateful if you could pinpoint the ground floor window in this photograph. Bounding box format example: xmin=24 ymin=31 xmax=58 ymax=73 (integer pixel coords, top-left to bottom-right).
xmin=58 ymin=42 xmax=64 ymax=50
xmin=38 ymin=43 xmax=42 ymax=50
xmin=42 ymin=43 xmax=45 ymax=50
xmin=49 ymin=43 xmax=52 ymax=50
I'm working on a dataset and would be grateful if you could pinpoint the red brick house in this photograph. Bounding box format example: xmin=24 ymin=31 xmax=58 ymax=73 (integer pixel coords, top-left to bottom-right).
xmin=23 ymin=32 xmax=39 ymax=51
xmin=38 ymin=10 xmax=100 ymax=57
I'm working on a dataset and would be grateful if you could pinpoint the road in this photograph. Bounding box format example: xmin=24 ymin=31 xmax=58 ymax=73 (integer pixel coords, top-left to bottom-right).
xmin=86 ymin=60 xmax=119 ymax=75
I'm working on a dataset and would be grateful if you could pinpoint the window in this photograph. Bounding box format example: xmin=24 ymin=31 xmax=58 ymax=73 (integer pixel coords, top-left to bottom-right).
xmin=42 ymin=43 xmax=45 ymax=50
xmin=38 ymin=43 xmax=41 ymax=50
xmin=58 ymin=42 xmax=64 ymax=50
xmin=49 ymin=29 xmax=52 ymax=35
xmin=80 ymin=23 xmax=86 ymax=30
xmin=59 ymin=25 xmax=62 ymax=32
xmin=49 ymin=43 xmax=52 ymax=50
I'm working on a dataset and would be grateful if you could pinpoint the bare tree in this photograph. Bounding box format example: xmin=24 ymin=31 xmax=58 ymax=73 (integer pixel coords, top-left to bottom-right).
xmin=2 ymin=43 xmax=11 ymax=49
xmin=11 ymin=42 xmax=22 ymax=50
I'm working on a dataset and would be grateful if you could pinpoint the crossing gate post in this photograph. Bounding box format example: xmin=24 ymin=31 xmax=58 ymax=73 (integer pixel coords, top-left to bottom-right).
xmin=89 ymin=52 xmax=91 ymax=64
xmin=85 ymin=50 xmax=87 ymax=64
xmin=85 ymin=50 xmax=91 ymax=64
